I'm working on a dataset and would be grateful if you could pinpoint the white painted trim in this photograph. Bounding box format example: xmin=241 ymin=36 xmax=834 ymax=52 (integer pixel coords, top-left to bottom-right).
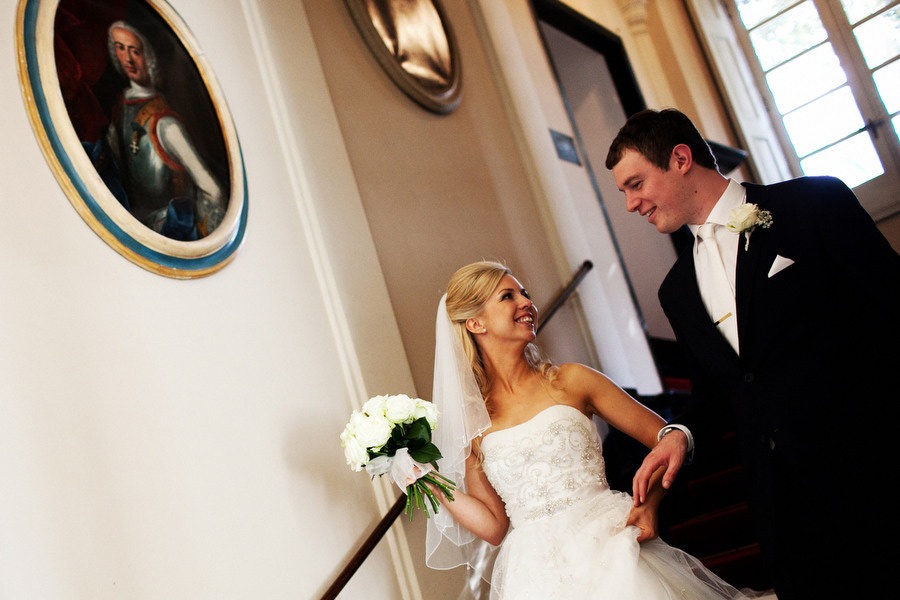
xmin=240 ymin=0 xmax=421 ymax=596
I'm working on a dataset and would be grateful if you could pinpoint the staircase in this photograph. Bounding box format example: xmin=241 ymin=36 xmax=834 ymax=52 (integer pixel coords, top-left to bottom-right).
xmin=656 ymin=416 xmax=771 ymax=591
xmin=605 ymin=371 xmax=774 ymax=592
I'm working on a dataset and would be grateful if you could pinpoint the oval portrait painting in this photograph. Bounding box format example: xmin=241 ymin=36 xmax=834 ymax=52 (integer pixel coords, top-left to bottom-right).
xmin=17 ymin=0 xmax=247 ymax=278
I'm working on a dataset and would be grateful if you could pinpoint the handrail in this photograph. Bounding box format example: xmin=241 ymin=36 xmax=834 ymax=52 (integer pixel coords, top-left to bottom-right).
xmin=321 ymin=260 xmax=594 ymax=599
xmin=320 ymin=494 xmax=407 ymax=600
xmin=537 ymin=260 xmax=593 ymax=334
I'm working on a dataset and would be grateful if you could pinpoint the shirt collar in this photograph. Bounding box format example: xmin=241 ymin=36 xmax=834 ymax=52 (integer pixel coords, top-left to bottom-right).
xmin=689 ymin=179 xmax=745 ymax=236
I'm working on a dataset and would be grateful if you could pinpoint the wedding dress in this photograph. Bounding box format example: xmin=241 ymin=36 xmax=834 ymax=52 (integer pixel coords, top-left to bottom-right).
xmin=480 ymin=403 xmax=770 ymax=600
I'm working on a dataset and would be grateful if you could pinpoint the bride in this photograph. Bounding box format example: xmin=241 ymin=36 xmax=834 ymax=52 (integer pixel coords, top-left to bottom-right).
xmin=422 ymin=260 xmax=773 ymax=599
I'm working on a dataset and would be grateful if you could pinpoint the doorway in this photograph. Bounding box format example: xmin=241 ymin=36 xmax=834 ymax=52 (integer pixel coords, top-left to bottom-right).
xmin=531 ymin=0 xmax=678 ymax=344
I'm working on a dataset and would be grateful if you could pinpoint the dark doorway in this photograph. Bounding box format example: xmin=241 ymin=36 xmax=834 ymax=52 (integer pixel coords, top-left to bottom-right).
xmin=530 ymin=0 xmax=679 ymax=348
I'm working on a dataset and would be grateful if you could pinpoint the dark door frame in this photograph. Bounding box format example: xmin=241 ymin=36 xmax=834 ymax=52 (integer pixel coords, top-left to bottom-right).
xmin=530 ymin=0 xmax=646 ymax=117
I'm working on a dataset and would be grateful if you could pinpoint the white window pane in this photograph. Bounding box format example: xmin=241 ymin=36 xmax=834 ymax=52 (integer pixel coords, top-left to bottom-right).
xmin=800 ymin=133 xmax=883 ymax=187
xmin=749 ymin=2 xmax=826 ymax=70
xmin=783 ymin=87 xmax=865 ymax=155
xmin=841 ymin=0 xmax=892 ymax=25
xmin=766 ymin=44 xmax=846 ymax=112
xmin=874 ymin=60 xmax=900 ymax=113
xmin=892 ymin=113 xmax=900 ymax=142
xmin=853 ymin=8 xmax=900 ymax=68
xmin=736 ymin=0 xmax=800 ymax=28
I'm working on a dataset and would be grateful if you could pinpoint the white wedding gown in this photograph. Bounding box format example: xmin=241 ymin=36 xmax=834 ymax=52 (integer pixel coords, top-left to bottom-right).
xmin=480 ymin=404 xmax=772 ymax=600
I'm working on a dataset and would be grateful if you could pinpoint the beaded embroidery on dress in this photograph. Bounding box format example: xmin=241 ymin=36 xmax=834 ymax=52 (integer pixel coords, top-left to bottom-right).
xmin=480 ymin=404 xmax=770 ymax=600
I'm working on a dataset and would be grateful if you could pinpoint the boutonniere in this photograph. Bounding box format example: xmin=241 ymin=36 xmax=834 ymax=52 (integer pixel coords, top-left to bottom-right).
xmin=726 ymin=203 xmax=773 ymax=250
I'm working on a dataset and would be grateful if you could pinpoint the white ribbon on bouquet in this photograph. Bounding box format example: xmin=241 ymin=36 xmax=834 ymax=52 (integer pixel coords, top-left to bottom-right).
xmin=365 ymin=447 xmax=434 ymax=492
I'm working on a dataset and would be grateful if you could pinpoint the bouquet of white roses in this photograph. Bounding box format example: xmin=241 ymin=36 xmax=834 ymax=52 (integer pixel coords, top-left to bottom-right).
xmin=340 ymin=394 xmax=456 ymax=519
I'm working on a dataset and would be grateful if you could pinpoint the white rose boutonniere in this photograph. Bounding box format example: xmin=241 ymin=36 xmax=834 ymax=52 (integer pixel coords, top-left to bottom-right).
xmin=726 ymin=203 xmax=773 ymax=250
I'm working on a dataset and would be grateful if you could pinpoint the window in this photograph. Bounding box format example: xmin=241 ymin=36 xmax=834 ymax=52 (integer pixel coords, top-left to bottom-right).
xmin=731 ymin=0 xmax=899 ymax=188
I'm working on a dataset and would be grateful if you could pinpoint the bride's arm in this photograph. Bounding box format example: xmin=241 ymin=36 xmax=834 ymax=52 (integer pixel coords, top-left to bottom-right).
xmin=561 ymin=362 xmax=670 ymax=540
xmin=430 ymin=452 xmax=509 ymax=546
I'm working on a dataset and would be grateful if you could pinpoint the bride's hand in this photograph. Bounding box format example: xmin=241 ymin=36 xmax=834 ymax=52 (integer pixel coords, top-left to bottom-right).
xmin=422 ymin=480 xmax=449 ymax=504
xmin=626 ymin=504 xmax=659 ymax=542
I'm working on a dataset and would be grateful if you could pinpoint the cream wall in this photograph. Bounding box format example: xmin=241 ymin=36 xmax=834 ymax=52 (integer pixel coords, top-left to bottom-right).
xmin=3 ymin=0 xmax=852 ymax=599
xmin=302 ymin=0 xmax=586 ymax=398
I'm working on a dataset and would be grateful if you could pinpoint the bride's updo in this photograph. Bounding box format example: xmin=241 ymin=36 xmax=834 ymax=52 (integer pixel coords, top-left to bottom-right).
xmin=444 ymin=261 xmax=555 ymax=400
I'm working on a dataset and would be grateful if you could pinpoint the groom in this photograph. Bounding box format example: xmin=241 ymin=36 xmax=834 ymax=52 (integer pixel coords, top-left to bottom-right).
xmin=605 ymin=108 xmax=900 ymax=599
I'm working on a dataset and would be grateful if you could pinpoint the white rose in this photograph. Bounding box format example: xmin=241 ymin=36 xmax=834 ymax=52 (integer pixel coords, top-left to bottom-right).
xmin=340 ymin=427 xmax=370 ymax=471
xmin=726 ymin=203 xmax=759 ymax=232
xmin=362 ymin=395 xmax=388 ymax=417
xmin=414 ymin=399 xmax=439 ymax=430
xmin=353 ymin=413 xmax=393 ymax=449
xmin=385 ymin=394 xmax=418 ymax=423
xmin=347 ymin=410 xmax=367 ymax=431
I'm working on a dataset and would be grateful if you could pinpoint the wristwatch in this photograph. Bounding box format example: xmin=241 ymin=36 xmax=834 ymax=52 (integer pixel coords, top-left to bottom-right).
xmin=657 ymin=424 xmax=695 ymax=463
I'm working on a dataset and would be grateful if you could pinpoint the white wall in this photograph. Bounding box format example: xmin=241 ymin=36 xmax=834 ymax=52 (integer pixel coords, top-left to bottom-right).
xmin=1 ymin=0 xmax=413 ymax=597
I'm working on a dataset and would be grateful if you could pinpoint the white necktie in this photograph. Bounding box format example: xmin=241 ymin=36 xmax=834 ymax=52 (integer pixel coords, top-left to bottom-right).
xmin=696 ymin=223 xmax=739 ymax=352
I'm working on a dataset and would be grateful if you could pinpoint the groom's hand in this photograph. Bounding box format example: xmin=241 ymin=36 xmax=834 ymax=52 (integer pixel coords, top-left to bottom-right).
xmin=632 ymin=431 xmax=688 ymax=505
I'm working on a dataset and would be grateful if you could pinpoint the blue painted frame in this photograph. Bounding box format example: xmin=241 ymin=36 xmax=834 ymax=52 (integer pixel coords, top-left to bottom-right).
xmin=16 ymin=0 xmax=247 ymax=278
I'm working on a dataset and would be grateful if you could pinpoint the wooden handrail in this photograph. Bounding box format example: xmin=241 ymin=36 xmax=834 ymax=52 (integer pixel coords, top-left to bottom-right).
xmin=322 ymin=260 xmax=594 ymax=598
xmin=537 ymin=260 xmax=593 ymax=334
xmin=320 ymin=494 xmax=408 ymax=600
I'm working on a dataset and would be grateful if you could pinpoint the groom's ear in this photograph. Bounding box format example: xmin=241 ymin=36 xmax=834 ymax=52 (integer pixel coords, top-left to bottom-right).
xmin=671 ymin=144 xmax=692 ymax=172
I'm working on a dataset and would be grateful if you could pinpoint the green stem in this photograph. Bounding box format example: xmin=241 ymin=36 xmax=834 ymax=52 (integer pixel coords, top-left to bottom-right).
xmin=401 ymin=472 xmax=459 ymax=520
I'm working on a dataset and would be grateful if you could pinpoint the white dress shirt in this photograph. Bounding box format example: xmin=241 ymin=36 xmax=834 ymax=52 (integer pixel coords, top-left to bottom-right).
xmin=689 ymin=179 xmax=745 ymax=352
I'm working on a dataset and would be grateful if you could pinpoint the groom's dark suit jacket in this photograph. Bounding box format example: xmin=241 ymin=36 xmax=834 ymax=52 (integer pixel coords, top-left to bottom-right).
xmin=658 ymin=176 xmax=900 ymax=599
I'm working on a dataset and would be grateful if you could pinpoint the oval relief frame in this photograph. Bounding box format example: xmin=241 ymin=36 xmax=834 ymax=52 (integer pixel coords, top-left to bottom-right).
xmin=345 ymin=0 xmax=462 ymax=114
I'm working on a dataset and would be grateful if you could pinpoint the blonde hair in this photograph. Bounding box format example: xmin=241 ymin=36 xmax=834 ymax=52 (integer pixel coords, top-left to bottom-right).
xmin=444 ymin=261 xmax=556 ymax=410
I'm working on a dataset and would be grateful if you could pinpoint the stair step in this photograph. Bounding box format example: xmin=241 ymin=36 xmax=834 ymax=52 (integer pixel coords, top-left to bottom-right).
xmin=701 ymin=543 xmax=773 ymax=592
xmin=633 ymin=356 xmax=772 ymax=593
xmin=685 ymin=465 xmax=748 ymax=512
xmin=703 ymin=542 xmax=760 ymax=567
xmin=664 ymin=501 xmax=756 ymax=557
xmin=658 ymin=462 xmax=747 ymax=528
xmin=662 ymin=376 xmax=692 ymax=393
xmin=697 ymin=430 xmax=742 ymax=472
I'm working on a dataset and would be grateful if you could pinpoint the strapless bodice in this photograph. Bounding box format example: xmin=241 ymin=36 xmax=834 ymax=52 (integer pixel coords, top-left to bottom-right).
xmin=480 ymin=404 xmax=608 ymax=526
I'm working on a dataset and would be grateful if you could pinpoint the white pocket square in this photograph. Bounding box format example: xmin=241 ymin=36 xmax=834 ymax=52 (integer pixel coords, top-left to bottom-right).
xmin=768 ymin=254 xmax=795 ymax=277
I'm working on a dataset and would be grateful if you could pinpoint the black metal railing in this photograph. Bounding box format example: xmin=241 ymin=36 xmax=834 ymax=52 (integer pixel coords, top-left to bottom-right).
xmin=321 ymin=260 xmax=594 ymax=599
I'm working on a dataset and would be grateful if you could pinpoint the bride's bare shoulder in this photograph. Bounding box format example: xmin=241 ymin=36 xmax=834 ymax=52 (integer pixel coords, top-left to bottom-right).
xmin=556 ymin=362 xmax=605 ymax=381
xmin=555 ymin=362 xmax=618 ymax=396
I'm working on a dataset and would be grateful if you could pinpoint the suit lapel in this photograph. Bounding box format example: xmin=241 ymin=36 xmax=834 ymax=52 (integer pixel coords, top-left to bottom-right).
xmin=735 ymin=230 xmax=764 ymax=341
xmin=735 ymin=186 xmax=777 ymax=362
